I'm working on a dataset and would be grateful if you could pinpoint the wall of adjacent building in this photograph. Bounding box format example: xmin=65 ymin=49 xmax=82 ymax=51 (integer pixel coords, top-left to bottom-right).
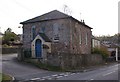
xmin=92 ymin=39 xmax=101 ymax=48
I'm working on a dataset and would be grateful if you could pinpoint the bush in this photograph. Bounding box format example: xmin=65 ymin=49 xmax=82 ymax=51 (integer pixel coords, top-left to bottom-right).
xmin=2 ymin=44 xmax=9 ymax=47
xmin=92 ymin=47 xmax=109 ymax=59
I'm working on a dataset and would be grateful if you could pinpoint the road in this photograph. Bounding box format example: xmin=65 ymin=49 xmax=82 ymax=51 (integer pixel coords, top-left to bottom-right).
xmin=2 ymin=54 xmax=62 ymax=81
xmin=2 ymin=54 xmax=119 ymax=81
xmin=58 ymin=64 xmax=119 ymax=80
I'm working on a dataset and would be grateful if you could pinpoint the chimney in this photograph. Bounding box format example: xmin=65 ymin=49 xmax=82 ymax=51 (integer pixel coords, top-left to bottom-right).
xmin=83 ymin=20 xmax=85 ymax=24
xmin=81 ymin=20 xmax=83 ymax=22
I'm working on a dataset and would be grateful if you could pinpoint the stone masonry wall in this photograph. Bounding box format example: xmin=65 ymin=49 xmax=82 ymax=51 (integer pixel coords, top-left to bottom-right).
xmin=23 ymin=24 xmax=32 ymax=50
xmin=22 ymin=18 xmax=71 ymax=53
xmin=69 ymin=19 xmax=92 ymax=54
xmin=22 ymin=18 xmax=92 ymax=55
xmin=46 ymin=53 xmax=103 ymax=70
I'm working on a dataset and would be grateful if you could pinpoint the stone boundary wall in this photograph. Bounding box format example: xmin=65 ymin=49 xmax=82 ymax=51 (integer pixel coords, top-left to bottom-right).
xmin=46 ymin=53 xmax=103 ymax=70
xmin=17 ymin=47 xmax=103 ymax=70
xmin=2 ymin=47 xmax=18 ymax=54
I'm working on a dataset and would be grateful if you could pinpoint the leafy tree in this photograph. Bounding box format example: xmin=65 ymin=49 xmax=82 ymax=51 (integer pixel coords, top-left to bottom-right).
xmin=5 ymin=28 xmax=12 ymax=33
xmin=96 ymin=33 xmax=120 ymax=45
xmin=2 ymin=28 xmax=17 ymax=45
xmin=92 ymin=47 xmax=109 ymax=59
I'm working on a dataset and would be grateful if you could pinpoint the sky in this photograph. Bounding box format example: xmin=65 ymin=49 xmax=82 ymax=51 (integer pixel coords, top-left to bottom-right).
xmin=0 ymin=0 xmax=119 ymax=36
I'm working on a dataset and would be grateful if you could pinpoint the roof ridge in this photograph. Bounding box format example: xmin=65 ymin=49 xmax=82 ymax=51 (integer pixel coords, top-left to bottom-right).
xmin=20 ymin=10 xmax=70 ymax=24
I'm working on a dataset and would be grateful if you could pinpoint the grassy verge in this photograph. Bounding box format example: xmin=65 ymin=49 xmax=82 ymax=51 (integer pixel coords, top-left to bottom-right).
xmin=0 ymin=73 xmax=2 ymax=82
xmin=24 ymin=59 xmax=65 ymax=72
xmin=0 ymin=73 xmax=12 ymax=82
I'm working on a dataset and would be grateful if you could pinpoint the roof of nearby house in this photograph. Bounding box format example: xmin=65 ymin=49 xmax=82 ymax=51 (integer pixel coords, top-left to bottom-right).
xmin=102 ymin=41 xmax=119 ymax=48
xmin=39 ymin=33 xmax=51 ymax=42
xmin=107 ymin=43 xmax=118 ymax=48
xmin=92 ymin=35 xmax=100 ymax=41
xmin=20 ymin=10 xmax=92 ymax=29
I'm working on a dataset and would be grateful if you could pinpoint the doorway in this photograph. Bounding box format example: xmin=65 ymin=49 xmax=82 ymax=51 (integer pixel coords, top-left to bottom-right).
xmin=35 ymin=39 xmax=42 ymax=58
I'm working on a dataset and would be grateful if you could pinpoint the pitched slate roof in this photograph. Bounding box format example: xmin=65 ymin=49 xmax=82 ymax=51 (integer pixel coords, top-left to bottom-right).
xmin=20 ymin=10 xmax=70 ymax=24
xmin=39 ymin=33 xmax=51 ymax=42
xmin=20 ymin=10 xmax=92 ymax=29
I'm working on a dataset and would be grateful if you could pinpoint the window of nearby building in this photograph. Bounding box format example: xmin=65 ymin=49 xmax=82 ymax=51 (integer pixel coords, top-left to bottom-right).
xmin=92 ymin=39 xmax=95 ymax=48
xmin=53 ymin=23 xmax=59 ymax=42
xmin=31 ymin=25 xmax=36 ymax=40
xmin=85 ymin=33 xmax=88 ymax=45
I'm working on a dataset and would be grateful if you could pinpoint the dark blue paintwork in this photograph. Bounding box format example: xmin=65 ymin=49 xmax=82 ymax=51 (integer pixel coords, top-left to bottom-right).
xmin=35 ymin=39 xmax=42 ymax=58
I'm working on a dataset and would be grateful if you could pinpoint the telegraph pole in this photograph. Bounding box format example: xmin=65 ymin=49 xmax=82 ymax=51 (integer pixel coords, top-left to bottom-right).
xmin=116 ymin=48 xmax=118 ymax=61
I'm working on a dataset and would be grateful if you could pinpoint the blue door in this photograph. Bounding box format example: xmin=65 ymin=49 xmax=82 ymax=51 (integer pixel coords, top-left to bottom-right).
xmin=35 ymin=39 xmax=42 ymax=58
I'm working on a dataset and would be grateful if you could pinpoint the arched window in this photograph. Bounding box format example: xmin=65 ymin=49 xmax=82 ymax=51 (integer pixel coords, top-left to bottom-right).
xmin=41 ymin=27 xmax=45 ymax=33
xmin=85 ymin=33 xmax=88 ymax=45
xmin=53 ymin=23 xmax=59 ymax=41
xmin=79 ymin=33 xmax=82 ymax=44
xmin=31 ymin=25 xmax=36 ymax=40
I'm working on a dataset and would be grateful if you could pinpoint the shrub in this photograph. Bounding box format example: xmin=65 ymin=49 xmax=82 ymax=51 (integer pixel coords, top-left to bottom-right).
xmin=92 ymin=47 xmax=109 ymax=59
xmin=2 ymin=44 xmax=9 ymax=47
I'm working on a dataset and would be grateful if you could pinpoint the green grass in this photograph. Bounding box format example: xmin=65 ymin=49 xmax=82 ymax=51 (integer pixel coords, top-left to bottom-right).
xmin=0 ymin=73 xmax=12 ymax=82
xmin=0 ymin=73 xmax=2 ymax=82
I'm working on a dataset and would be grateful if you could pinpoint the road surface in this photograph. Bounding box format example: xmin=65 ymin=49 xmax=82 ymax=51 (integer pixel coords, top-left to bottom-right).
xmin=2 ymin=54 xmax=63 ymax=81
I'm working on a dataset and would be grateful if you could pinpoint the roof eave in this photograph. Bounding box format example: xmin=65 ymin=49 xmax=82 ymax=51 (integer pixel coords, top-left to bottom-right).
xmin=20 ymin=17 xmax=70 ymax=24
xmin=69 ymin=16 xmax=93 ymax=29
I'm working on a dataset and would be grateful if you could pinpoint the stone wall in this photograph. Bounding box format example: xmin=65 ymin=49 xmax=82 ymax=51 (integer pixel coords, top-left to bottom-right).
xmin=17 ymin=46 xmax=103 ymax=70
xmin=22 ymin=18 xmax=92 ymax=55
xmin=2 ymin=47 xmax=18 ymax=54
xmin=46 ymin=53 xmax=103 ymax=70
xmin=69 ymin=19 xmax=92 ymax=54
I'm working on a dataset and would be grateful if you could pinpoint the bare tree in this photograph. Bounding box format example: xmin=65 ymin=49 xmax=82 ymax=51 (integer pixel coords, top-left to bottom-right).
xmin=63 ymin=5 xmax=72 ymax=16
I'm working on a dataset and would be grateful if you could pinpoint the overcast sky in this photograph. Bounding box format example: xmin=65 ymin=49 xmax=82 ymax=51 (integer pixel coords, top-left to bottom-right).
xmin=0 ymin=0 xmax=119 ymax=36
